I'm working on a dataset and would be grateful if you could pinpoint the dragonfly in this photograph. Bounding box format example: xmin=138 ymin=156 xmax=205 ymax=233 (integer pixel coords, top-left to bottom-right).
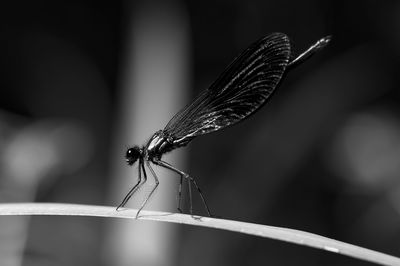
xmin=118 ymin=32 xmax=331 ymax=217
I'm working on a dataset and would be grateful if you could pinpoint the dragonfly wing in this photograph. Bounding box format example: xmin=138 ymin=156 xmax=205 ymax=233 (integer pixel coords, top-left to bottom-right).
xmin=163 ymin=32 xmax=291 ymax=147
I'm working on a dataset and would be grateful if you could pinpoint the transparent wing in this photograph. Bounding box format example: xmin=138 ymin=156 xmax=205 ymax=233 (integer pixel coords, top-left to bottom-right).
xmin=163 ymin=32 xmax=291 ymax=147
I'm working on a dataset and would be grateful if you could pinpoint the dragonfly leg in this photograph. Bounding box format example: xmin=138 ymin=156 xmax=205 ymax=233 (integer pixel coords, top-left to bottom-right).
xmin=187 ymin=173 xmax=193 ymax=214
xmin=117 ymin=160 xmax=145 ymax=210
xmin=152 ymin=159 xmax=212 ymax=217
xmin=136 ymin=160 xmax=159 ymax=218
xmin=177 ymin=175 xmax=183 ymax=213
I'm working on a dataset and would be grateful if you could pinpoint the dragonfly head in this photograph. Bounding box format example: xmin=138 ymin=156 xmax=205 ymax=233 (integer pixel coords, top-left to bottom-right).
xmin=125 ymin=146 xmax=141 ymax=166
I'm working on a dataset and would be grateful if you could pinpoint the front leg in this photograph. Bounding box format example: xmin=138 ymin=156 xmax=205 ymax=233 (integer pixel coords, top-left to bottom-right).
xmin=117 ymin=159 xmax=146 ymax=210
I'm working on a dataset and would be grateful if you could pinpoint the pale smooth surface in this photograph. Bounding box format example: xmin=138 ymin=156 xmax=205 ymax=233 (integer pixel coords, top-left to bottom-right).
xmin=0 ymin=203 xmax=399 ymax=266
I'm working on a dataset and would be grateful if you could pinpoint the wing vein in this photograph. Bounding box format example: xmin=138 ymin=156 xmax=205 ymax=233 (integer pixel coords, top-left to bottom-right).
xmin=163 ymin=33 xmax=291 ymax=147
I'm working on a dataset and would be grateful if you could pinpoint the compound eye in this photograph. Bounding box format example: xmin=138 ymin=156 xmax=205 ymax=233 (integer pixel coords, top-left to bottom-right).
xmin=125 ymin=147 xmax=140 ymax=166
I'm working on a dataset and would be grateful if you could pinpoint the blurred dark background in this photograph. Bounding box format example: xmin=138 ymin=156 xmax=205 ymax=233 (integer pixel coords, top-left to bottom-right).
xmin=0 ymin=0 xmax=400 ymax=266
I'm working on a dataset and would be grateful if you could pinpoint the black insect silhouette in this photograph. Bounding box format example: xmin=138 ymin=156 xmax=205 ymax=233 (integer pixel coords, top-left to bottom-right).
xmin=118 ymin=32 xmax=331 ymax=217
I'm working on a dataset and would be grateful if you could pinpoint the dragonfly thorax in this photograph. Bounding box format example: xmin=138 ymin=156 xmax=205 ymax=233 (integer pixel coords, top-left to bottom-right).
xmin=146 ymin=130 xmax=174 ymax=160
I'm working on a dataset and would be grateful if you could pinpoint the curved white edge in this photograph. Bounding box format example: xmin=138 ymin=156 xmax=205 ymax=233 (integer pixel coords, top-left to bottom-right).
xmin=0 ymin=203 xmax=399 ymax=266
